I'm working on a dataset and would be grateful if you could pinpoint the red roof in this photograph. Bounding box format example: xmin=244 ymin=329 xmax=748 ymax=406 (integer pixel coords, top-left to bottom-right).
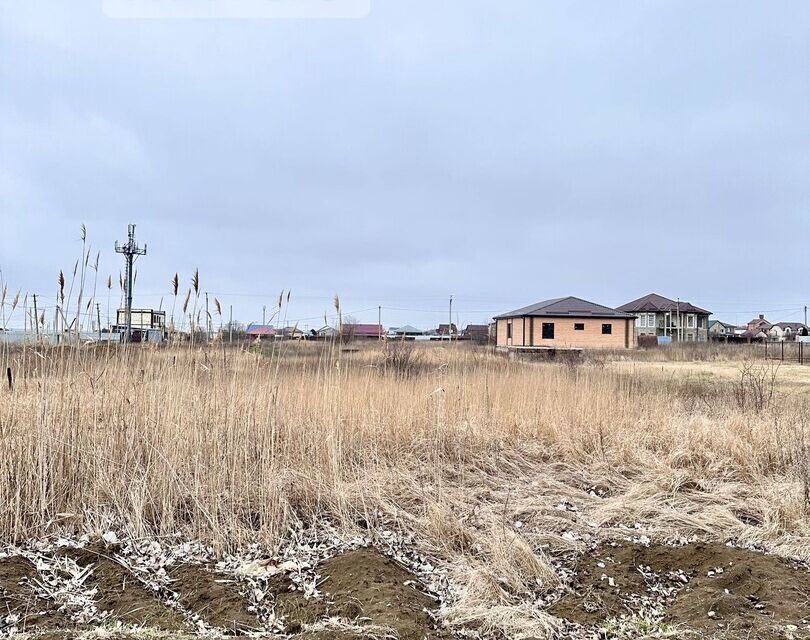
xmin=246 ymin=324 xmax=275 ymax=335
xmin=342 ymin=323 xmax=383 ymax=337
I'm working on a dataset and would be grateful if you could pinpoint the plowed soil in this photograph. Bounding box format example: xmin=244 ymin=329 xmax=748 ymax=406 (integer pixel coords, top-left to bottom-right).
xmin=3 ymin=545 xmax=446 ymax=638
xmin=65 ymin=545 xmax=188 ymax=631
xmin=6 ymin=540 xmax=808 ymax=639
xmin=168 ymin=563 xmax=260 ymax=633
xmin=551 ymin=541 xmax=810 ymax=638
xmin=0 ymin=554 xmax=66 ymax=634
xmin=275 ymin=548 xmax=448 ymax=639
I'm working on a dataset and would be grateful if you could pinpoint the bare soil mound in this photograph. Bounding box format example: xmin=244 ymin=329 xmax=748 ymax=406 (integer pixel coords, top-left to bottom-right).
xmin=0 ymin=554 xmax=66 ymax=633
xmin=278 ymin=548 xmax=447 ymax=639
xmin=168 ymin=563 xmax=260 ymax=633
xmin=65 ymin=545 xmax=188 ymax=631
xmin=551 ymin=541 xmax=810 ymax=638
xmin=3 ymin=545 xmax=447 ymax=638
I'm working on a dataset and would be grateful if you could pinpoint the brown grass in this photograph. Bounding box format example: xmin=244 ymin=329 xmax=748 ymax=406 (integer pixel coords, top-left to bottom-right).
xmin=1 ymin=341 xmax=809 ymax=632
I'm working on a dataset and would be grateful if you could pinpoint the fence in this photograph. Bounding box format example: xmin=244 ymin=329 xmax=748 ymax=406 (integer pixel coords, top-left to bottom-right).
xmin=763 ymin=340 xmax=808 ymax=364
xmin=0 ymin=329 xmax=121 ymax=346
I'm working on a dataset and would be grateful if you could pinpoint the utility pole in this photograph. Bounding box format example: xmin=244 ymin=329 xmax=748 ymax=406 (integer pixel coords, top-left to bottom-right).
xmin=805 ymin=305 xmax=808 ymax=327
xmin=378 ymin=305 xmax=382 ymax=341
xmin=676 ymin=298 xmax=681 ymax=342
xmin=262 ymin=305 xmax=266 ymax=326
xmin=32 ymin=294 xmax=39 ymax=338
xmin=229 ymin=305 xmax=233 ymax=343
xmin=115 ymin=224 xmax=147 ymax=343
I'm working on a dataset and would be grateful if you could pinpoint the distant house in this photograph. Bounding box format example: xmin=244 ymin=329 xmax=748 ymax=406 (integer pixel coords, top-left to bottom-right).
xmin=341 ymin=323 xmax=383 ymax=340
xmin=436 ymin=323 xmax=457 ymax=337
xmin=246 ymin=323 xmax=275 ymax=339
xmin=494 ymin=296 xmax=635 ymax=350
xmin=389 ymin=325 xmax=423 ymax=338
xmin=709 ymin=320 xmax=737 ymax=340
xmin=747 ymin=315 xmax=772 ymax=334
xmin=313 ymin=326 xmax=338 ymax=339
xmin=462 ymin=324 xmax=490 ymax=343
xmin=769 ymin=322 xmax=809 ymax=341
xmin=737 ymin=328 xmax=768 ymax=343
xmin=274 ymin=326 xmax=306 ymax=340
xmin=617 ymin=293 xmax=710 ymax=342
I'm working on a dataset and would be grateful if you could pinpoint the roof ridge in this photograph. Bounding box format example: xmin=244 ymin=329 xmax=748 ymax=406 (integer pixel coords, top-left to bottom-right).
xmin=494 ymin=296 xmax=635 ymax=320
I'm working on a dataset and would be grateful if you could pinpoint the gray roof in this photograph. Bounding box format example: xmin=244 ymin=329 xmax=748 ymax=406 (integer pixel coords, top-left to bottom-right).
xmin=774 ymin=322 xmax=808 ymax=330
xmin=617 ymin=293 xmax=710 ymax=315
xmin=390 ymin=324 xmax=422 ymax=334
xmin=494 ymin=296 xmax=635 ymax=320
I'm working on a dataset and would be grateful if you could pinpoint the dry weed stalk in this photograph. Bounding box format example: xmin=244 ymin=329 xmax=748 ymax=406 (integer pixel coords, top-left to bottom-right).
xmin=0 ymin=342 xmax=809 ymax=633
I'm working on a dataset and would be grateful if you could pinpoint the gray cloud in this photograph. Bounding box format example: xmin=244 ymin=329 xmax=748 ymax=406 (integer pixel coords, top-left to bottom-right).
xmin=1 ymin=0 xmax=808 ymax=329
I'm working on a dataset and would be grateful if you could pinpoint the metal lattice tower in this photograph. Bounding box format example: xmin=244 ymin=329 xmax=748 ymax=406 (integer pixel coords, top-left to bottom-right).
xmin=115 ymin=224 xmax=147 ymax=342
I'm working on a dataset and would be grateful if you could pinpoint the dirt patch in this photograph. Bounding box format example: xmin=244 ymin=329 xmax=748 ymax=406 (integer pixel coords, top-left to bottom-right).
xmin=657 ymin=543 xmax=810 ymax=639
xmin=276 ymin=549 xmax=447 ymax=639
xmin=168 ymin=563 xmax=259 ymax=634
xmin=551 ymin=541 xmax=810 ymax=638
xmin=64 ymin=545 xmax=187 ymax=631
xmin=0 ymin=554 xmax=66 ymax=633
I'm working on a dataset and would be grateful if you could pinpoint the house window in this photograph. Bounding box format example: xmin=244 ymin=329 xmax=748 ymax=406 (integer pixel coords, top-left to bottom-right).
xmin=687 ymin=315 xmax=696 ymax=329
xmin=542 ymin=322 xmax=554 ymax=339
xmin=574 ymin=323 xmax=585 ymax=331
xmin=506 ymin=321 xmax=512 ymax=340
xmin=602 ymin=323 xmax=612 ymax=335
xmin=638 ymin=315 xmax=646 ymax=328
xmin=648 ymin=313 xmax=656 ymax=327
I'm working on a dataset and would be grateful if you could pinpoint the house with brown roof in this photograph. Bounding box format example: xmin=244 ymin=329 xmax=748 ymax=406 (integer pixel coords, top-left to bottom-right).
xmin=341 ymin=323 xmax=383 ymax=340
xmin=769 ymin=322 xmax=809 ymax=341
xmin=462 ymin=324 xmax=490 ymax=343
xmin=494 ymin=297 xmax=635 ymax=350
xmin=746 ymin=315 xmax=772 ymax=334
xmin=436 ymin=323 xmax=457 ymax=336
xmin=617 ymin=293 xmax=711 ymax=342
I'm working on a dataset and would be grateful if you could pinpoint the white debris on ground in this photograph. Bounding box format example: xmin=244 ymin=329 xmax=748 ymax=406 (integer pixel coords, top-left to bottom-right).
xmin=2 ymin=494 xmax=808 ymax=640
xmin=1 ymin=521 xmax=461 ymax=638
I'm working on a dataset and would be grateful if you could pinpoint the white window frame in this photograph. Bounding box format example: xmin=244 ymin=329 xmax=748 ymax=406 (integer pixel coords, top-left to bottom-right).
xmin=687 ymin=314 xmax=696 ymax=329
xmin=638 ymin=314 xmax=646 ymax=328
xmin=648 ymin=313 xmax=656 ymax=328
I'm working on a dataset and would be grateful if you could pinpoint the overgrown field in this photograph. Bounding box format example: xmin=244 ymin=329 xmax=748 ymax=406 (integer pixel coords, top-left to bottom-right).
xmin=0 ymin=342 xmax=808 ymax=639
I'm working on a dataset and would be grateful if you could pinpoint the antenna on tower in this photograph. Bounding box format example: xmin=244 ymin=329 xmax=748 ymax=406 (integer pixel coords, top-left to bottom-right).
xmin=115 ymin=224 xmax=147 ymax=342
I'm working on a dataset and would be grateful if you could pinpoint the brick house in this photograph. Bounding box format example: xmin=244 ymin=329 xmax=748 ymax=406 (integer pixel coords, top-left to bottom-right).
xmin=617 ymin=293 xmax=711 ymax=342
xmin=746 ymin=315 xmax=772 ymax=334
xmin=494 ymin=297 xmax=635 ymax=350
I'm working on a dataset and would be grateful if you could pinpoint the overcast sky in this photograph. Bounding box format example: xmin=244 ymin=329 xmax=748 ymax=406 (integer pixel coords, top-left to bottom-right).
xmin=1 ymin=1 xmax=808 ymax=330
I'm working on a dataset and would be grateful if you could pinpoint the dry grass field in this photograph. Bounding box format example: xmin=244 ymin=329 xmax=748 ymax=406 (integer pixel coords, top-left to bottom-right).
xmin=1 ymin=340 xmax=809 ymax=639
